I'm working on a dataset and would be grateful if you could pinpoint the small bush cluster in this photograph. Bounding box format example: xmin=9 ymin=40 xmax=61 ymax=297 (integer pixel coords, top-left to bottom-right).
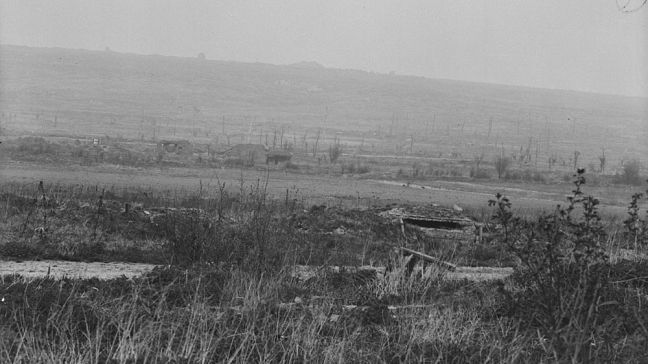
xmin=401 ymin=163 xmax=463 ymax=179
xmin=504 ymin=168 xmax=547 ymax=183
xmin=490 ymin=169 xmax=648 ymax=362
xmin=14 ymin=137 xmax=61 ymax=155
xmin=4 ymin=137 xmax=158 ymax=167
xmin=285 ymin=161 xmax=300 ymax=170
xmin=0 ymin=180 xmax=407 ymax=268
xmin=469 ymin=167 xmax=491 ymax=179
xmin=623 ymin=187 xmax=648 ymax=248
xmin=617 ymin=159 xmax=644 ymax=185
xmin=341 ymin=162 xmax=371 ymax=174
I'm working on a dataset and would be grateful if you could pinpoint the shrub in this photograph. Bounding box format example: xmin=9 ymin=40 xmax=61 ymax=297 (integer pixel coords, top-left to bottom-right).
xmin=341 ymin=162 xmax=370 ymax=175
xmin=623 ymin=190 xmax=647 ymax=248
xmin=504 ymin=169 xmax=546 ymax=183
xmin=494 ymin=156 xmax=511 ymax=179
xmin=356 ymin=164 xmax=371 ymax=174
xmin=620 ymin=159 xmax=643 ymax=185
xmin=470 ymin=167 xmax=491 ymax=179
xmin=328 ymin=140 xmax=343 ymax=164
xmin=223 ymin=157 xmax=246 ymax=168
xmin=341 ymin=162 xmax=356 ymax=174
xmin=490 ymin=169 xmax=640 ymax=361
xmin=14 ymin=137 xmax=59 ymax=155
xmin=285 ymin=161 xmax=300 ymax=170
xmin=0 ymin=241 xmax=44 ymax=259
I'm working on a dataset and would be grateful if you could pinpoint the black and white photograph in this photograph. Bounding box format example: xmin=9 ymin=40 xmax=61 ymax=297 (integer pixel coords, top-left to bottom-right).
xmin=0 ymin=1 xmax=647 ymax=362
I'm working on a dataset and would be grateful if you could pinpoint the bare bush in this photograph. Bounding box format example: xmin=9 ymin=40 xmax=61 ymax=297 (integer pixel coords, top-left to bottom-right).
xmin=494 ymin=155 xmax=511 ymax=179
xmin=490 ymin=170 xmax=645 ymax=362
xmin=328 ymin=139 xmax=343 ymax=164
xmin=620 ymin=159 xmax=643 ymax=185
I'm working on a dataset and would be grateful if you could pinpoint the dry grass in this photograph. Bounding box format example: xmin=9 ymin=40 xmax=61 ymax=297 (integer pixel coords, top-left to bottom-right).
xmin=0 ymin=176 xmax=647 ymax=362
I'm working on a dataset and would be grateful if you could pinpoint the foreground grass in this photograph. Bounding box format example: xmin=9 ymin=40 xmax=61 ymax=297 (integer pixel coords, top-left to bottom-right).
xmin=0 ymin=180 xmax=511 ymax=267
xmin=1 ymin=259 xmax=647 ymax=363
xmin=1 ymin=175 xmax=648 ymax=362
xmin=0 ymin=265 xmax=534 ymax=363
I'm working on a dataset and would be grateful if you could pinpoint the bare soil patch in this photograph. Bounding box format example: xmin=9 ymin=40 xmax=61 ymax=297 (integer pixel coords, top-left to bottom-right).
xmin=1 ymin=260 xmax=513 ymax=282
xmin=0 ymin=259 xmax=158 ymax=279
xmin=290 ymin=264 xmax=513 ymax=282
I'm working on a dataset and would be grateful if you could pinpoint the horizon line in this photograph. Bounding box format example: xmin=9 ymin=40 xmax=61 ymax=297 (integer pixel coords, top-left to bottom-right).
xmin=2 ymin=42 xmax=647 ymax=100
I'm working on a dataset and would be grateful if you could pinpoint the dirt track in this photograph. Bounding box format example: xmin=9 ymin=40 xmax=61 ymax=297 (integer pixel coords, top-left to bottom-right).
xmin=1 ymin=260 xmax=512 ymax=281
xmin=0 ymin=260 xmax=158 ymax=279
xmin=291 ymin=265 xmax=513 ymax=282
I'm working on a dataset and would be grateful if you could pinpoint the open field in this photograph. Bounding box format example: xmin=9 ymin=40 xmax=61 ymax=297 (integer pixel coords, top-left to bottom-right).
xmin=1 ymin=46 xmax=645 ymax=226
xmin=1 ymin=173 xmax=648 ymax=362
xmin=1 ymin=45 xmax=648 ymax=362
xmin=1 ymin=45 xmax=646 ymax=222
xmin=1 ymin=161 xmax=642 ymax=220
xmin=1 ymin=45 xmax=646 ymax=173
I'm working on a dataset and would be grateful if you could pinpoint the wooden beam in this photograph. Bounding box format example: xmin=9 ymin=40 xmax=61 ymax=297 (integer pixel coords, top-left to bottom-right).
xmin=397 ymin=246 xmax=457 ymax=271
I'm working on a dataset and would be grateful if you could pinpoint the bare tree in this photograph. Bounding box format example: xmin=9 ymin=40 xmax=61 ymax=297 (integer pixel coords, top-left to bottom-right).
xmin=473 ymin=151 xmax=485 ymax=170
xmin=548 ymin=154 xmax=558 ymax=170
xmin=312 ymin=129 xmax=321 ymax=157
xmin=487 ymin=118 xmax=493 ymax=139
xmin=573 ymin=150 xmax=581 ymax=171
xmin=328 ymin=138 xmax=342 ymax=164
xmin=599 ymin=148 xmax=607 ymax=173
xmin=272 ymin=128 xmax=277 ymax=149
xmin=494 ymin=155 xmax=511 ymax=179
xmin=622 ymin=159 xmax=643 ymax=185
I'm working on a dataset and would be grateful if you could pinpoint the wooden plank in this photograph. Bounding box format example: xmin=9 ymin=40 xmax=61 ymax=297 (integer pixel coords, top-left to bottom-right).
xmin=397 ymin=246 xmax=457 ymax=271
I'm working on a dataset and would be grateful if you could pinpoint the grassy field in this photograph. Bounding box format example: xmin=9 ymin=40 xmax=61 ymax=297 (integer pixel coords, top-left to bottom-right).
xmin=1 ymin=45 xmax=648 ymax=362
xmin=0 ymin=172 xmax=647 ymax=362
xmin=1 ymin=45 xmax=645 ymax=215
xmin=1 ymin=45 xmax=646 ymax=172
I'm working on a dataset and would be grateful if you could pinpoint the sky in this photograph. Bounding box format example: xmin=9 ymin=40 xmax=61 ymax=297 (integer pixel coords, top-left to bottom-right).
xmin=1 ymin=0 xmax=647 ymax=97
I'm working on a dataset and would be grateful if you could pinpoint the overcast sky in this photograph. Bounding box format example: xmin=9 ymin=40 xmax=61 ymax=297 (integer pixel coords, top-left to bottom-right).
xmin=1 ymin=0 xmax=646 ymax=97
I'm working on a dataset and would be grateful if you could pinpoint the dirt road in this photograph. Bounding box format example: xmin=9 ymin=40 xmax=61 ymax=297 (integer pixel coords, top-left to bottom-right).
xmin=0 ymin=260 xmax=158 ymax=279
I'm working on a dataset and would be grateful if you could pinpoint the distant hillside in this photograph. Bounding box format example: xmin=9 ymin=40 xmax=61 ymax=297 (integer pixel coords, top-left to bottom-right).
xmin=0 ymin=45 xmax=646 ymax=166
xmin=289 ymin=61 xmax=325 ymax=69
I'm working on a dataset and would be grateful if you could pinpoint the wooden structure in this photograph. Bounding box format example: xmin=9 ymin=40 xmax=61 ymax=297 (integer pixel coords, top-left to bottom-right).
xmin=380 ymin=206 xmax=483 ymax=243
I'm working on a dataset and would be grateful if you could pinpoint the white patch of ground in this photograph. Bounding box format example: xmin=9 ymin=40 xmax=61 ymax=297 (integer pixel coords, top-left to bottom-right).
xmin=290 ymin=264 xmax=513 ymax=282
xmin=0 ymin=260 xmax=159 ymax=279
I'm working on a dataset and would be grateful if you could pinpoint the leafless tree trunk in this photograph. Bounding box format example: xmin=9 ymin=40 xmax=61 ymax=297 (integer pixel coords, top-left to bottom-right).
xmin=312 ymin=129 xmax=321 ymax=157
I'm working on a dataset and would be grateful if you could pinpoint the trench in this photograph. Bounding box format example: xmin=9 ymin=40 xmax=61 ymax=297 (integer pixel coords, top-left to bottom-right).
xmin=402 ymin=218 xmax=464 ymax=230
